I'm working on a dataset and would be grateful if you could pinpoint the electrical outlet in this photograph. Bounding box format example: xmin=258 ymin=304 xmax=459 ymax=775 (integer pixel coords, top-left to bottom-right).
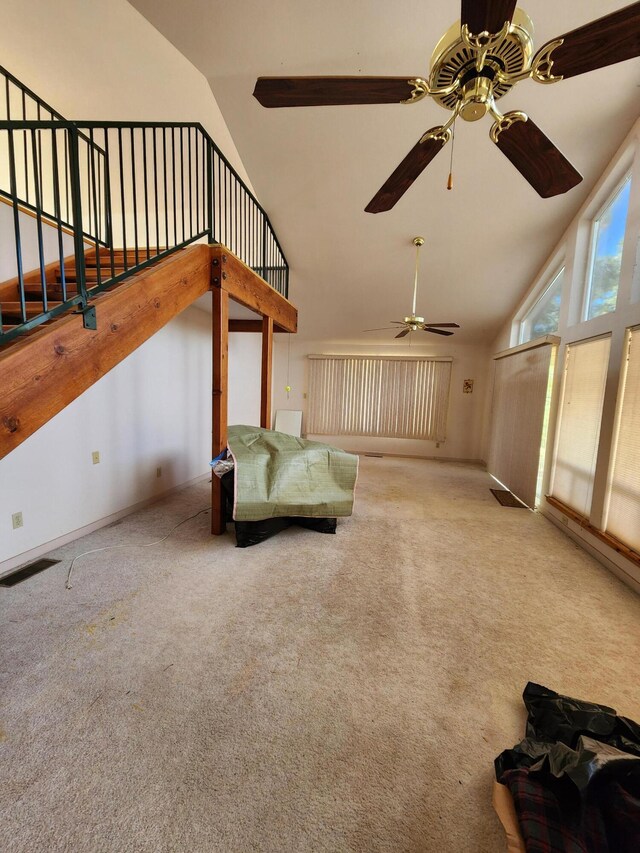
xmin=12 ymin=511 xmax=23 ymax=530
xmin=92 ymin=451 xmax=100 ymax=465
xmin=156 ymin=467 xmax=162 ymax=478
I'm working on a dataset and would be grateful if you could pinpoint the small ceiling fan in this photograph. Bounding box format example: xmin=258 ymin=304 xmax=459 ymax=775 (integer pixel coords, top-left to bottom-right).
xmin=253 ymin=1 xmax=640 ymax=211
xmin=364 ymin=237 xmax=460 ymax=338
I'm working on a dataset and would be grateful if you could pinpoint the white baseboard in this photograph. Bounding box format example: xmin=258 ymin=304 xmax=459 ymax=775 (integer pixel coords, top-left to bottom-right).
xmin=0 ymin=472 xmax=211 ymax=579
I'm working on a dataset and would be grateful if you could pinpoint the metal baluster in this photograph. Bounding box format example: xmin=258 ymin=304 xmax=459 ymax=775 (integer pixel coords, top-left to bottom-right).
xmin=7 ymin=129 xmax=25 ymax=324
xmin=142 ymin=127 xmax=150 ymax=259
xmin=187 ymin=126 xmax=193 ymax=239
xmin=21 ymin=90 xmax=28 ymax=204
xmin=30 ymin=129 xmax=47 ymax=314
xmin=162 ymin=127 xmax=169 ymax=250
xmin=118 ymin=127 xmax=127 ymax=271
xmin=180 ymin=126 xmax=185 ymax=243
xmin=130 ymin=127 xmax=139 ymax=266
xmin=68 ymin=127 xmax=88 ymax=309
xmin=153 ymin=127 xmax=160 ymax=255
xmin=103 ymin=129 xmax=116 ymax=280
xmin=89 ymin=129 xmax=102 ymax=290
xmin=51 ymin=128 xmax=67 ymax=303
xmin=171 ymin=127 xmax=177 ymax=247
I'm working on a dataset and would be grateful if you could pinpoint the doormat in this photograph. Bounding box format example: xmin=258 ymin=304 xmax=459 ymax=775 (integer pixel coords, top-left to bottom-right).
xmin=0 ymin=558 xmax=61 ymax=586
xmin=490 ymin=489 xmax=528 ymax=508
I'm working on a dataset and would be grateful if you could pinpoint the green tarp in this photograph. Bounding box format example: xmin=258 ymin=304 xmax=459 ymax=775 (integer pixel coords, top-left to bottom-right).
xmin=227 ymin=425 xmax=359 ymax=522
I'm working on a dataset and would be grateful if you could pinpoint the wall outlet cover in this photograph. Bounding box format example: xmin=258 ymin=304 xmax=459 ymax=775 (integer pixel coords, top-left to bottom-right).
xmin=12 ymin=511 xmax=23 ymax=529
xmin=92 ymin=451 xmax=100 ymax=465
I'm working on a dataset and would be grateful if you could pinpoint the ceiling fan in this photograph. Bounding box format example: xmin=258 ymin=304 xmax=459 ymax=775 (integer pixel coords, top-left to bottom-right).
xmin=253 ymin=1 xmax=640 ymax=211
xmin=364 ymin=237 xmax=460 ymax=338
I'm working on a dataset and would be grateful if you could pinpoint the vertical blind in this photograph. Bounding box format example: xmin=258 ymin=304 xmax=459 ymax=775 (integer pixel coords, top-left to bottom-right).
xmin=550 ymin=336 xmax=611 ymax=515
xmin=605 ymin=326 xmax=640 ymax=552
xmin=487 ymin=342 xmax=555 ymax=508
xmin=306 ymin=355 xmax=452 ymax=441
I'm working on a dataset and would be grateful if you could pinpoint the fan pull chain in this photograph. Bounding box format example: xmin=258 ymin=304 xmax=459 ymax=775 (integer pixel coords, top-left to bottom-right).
xmin=447 ymin=120 xmax=456 ymax=190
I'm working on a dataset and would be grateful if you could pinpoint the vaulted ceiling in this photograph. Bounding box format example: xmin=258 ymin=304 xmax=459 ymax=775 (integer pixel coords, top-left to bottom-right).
xmin=131 ymin=0 xmax=640 ymax=343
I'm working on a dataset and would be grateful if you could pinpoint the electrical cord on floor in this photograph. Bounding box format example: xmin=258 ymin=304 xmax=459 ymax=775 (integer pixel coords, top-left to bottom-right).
xmin=65 ymin=507 xmax=211 ymax=590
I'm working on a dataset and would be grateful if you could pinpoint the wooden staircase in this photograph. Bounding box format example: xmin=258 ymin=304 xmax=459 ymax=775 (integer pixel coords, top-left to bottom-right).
xmin=0 ymin=244 xmax=212 ymax=459
xmin=0 ymin=248 xmax=160 ymax=344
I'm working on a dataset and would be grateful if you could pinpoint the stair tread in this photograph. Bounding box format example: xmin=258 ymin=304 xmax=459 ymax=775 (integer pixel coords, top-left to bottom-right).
xmin=1 ymin=301 xmax=63 ymax=317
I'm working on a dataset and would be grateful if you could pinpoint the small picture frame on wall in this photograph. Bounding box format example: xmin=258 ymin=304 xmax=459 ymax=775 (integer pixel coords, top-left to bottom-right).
xmin=463 ymin=379 xmax=474 ymax=394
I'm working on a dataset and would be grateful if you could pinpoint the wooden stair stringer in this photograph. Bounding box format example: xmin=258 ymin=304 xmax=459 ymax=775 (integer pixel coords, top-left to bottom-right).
xmin=0 ymin=244 xmax=211 ymax=460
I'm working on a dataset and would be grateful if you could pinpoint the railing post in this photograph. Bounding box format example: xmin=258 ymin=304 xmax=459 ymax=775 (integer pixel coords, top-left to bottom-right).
xmin=261 ymin=217 xmax=267 ymax=281
xmin=206 ymin=139 xmax=214 ymax=241
xmin=67 ymin=126 xmax=88 ymax=309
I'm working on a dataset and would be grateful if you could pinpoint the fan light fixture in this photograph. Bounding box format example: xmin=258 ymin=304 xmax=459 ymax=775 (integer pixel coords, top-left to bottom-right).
xmin=363 ymin=237 xmax=460 ymax=338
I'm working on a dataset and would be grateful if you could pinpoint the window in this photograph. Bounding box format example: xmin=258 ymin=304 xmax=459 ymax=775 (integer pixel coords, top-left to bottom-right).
xmin=520 ymin=268 xmax=564 ymax=343
xmin=584 ymin=175 xmax=631 ymax=320
xmin=306 ymin=355 xmax=452 ymax=441
xmin=488 ymin=342 xmax=556 ymax=508
xmin=604 ymin=326 xmax=640 ymax=553
xmin=550 ymin=336 xmax=611 ymax=515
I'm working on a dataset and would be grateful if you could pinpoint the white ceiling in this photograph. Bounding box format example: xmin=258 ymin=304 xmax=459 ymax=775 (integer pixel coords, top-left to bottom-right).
xmin=131 ymin=0 xmax=640 ymax=344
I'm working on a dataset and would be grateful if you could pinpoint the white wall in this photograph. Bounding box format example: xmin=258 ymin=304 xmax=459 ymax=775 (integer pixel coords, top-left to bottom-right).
xmin=0 ymin=0 xmax=263 ymax=569
xmin=228 ymin=333 xmax=262 ymax=427
xmin=0 ymin=205 xmax=76 ymax=282
xmin=272 ymin=337 xmax=489 ymax=462
xmin=0 ymin=0 xmax=253 ymax=188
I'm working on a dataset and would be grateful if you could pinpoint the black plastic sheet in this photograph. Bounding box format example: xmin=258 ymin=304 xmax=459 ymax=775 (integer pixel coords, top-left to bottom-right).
xmin=495 ymin=683 xmax=640 ymax=852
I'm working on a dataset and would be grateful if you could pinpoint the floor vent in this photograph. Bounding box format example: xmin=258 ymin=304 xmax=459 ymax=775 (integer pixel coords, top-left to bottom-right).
xmin=0 ymin=558 xmax=61 ymax=587
xmin=490 ymin=489 xmax=527 ymax=508
xmin=364 ymin=453 xmax=384 ymax=458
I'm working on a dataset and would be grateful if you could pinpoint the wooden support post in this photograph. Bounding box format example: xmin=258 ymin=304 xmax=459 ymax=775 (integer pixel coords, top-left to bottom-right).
xmin=211 ymin=286 xmax=229 ymax=535
xmin=261 ymin=315 xmax=274 ymax=429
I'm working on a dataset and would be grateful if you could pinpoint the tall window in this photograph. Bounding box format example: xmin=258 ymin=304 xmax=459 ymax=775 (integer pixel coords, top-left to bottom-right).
xmin=520 ymin=268 xmax=564 ymax=343
xmin=605 ymin=326 xmax=640 ymax=552
xmin=550 ymin=336 xmax=611 ymax=516
xmin=584 ymin=175 xmax=632 ymax=320
xmin=488 ymin=342 xmax=556 ymax=508
xmin=307 ymin=355 xmax=452 ymax=441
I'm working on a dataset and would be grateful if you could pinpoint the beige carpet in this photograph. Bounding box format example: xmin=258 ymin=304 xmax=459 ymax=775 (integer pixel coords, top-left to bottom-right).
xmin=1 ymin=457 xmax=639 ymax=852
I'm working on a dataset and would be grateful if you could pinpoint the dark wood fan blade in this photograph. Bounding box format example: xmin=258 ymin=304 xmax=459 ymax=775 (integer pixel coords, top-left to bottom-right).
xmin=363 ymin=327 xmax=395 ymax=332
xmin=365 ymin=130 xmax=449 ymax=213
xmin=460 ymin=0 xmax=517 ymax=35
xmin=422 ymin=323 xmax=460 ymax=328
xmin=395 ymin=328 xmax=411 ymax=338
xmin=536 ymin=2 xmax=640 ymax=80
xmin=492 ymin=114 xmax=582 ymax=198
xmin=423 ymin=327 xmax=454 ymax=336
xmin=253 ymin=77 xmax=419 ymax=107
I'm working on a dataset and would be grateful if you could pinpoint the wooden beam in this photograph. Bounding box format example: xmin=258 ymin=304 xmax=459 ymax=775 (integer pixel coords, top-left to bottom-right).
xmin=261 ymin=316 xmax=273 ymax=429
xmin=210 ymin=245 xmax=297 ymax=333
xmin=211 ymin=286 xmax=229 ymax=535
xmin=228 ymin=319 xmax=288 ymax=333
xmin=0 ymin=245 xmax=211 ymax=459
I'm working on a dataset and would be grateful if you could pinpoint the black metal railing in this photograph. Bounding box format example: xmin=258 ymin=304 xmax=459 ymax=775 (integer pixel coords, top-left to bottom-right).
xmin=0 ymin=71 xmax=289 ymax=345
